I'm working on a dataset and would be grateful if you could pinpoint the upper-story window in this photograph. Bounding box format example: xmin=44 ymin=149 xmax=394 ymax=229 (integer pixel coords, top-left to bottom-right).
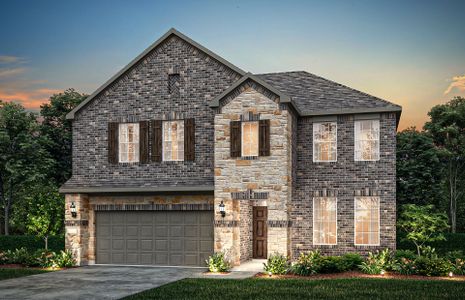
xmin=355 ymin=120 xmax=380 ymax=161
xmin=242 ymin=121 xmax=259 ymax=157
xmin=313 ymin=197 xmax=337 ymax=245
xmin=354 ymin=196 xmax=380 ymax=245
xmin=119 ymin=123 xmax=140 ymax=163
xmin=163 ymin=120 xmax=184 ymax=161
xmin=313 ymin=122 xmax=337 ymax=162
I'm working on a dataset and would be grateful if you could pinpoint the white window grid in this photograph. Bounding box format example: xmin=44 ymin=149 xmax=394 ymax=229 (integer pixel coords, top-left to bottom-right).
xmin=162 ymin=120 xmax=184 ymax=161
xmin=241 ymin=121 xmax=259 ymax=157
xmin=354 ymin=120 xmax=380 ymax=161
xmin=354 ymin=196 xmax=380 ymax=246
xmin=313 ymin=197 xmax=337 ymax=245
xmin=118 ymin=123 xmax=140 ymax=163
xmin=313 ymin=122 xmax=337 ymax=162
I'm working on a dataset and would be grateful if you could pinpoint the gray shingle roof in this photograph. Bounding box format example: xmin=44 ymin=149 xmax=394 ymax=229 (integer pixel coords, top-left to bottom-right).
xmin=257 ymin=71 xmax=401 ymax=116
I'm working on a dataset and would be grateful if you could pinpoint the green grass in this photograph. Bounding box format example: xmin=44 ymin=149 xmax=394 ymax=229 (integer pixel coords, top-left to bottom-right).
xmin=124 ymin=278 xmax=465 ymax=300
xmin=0 ymin=268 xmax=49 ymax=281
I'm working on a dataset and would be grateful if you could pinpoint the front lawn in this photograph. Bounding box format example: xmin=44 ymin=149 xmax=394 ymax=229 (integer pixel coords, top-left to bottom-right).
xmin=0 ymin=268 xmax=49 ymax=281
xmin=124 ymin=278 xmax=465 ymax=300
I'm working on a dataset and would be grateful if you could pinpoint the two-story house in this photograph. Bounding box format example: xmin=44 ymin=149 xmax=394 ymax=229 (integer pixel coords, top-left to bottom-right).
xmin=61 ymin=28 xmax=401 ymax=267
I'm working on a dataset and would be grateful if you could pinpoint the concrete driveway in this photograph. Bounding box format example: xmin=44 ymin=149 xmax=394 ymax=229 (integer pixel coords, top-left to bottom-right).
xmin=0 ymin=265 xmax=204 ymax=300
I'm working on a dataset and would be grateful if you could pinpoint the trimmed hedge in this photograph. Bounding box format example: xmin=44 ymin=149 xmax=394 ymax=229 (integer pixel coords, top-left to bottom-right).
xmin=397 ymin=232 xmax=465 ymax=254
xmin=0 ymin=235 xmax=64 ymax=252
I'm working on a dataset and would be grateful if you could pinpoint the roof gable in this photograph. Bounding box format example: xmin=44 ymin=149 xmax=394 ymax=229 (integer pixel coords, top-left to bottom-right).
xmin=66 ymin=28 xmax=245 ymax=119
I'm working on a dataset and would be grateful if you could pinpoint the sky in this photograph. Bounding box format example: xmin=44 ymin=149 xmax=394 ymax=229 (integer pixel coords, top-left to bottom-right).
xmin=1 ymin=0 xmax=465 ymax=130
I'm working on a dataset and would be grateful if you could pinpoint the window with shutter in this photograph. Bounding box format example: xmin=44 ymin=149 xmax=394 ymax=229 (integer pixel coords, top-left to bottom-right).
xmin=139 ymin=121 xmax=149 ymax=163
xmin=259 ymin=119 xmax=270 ymax=156
xmin=150 ymin=120 xmax=162 ymax=162
xmin=241 ymin=121 xmax=259 ymax=157
xmin=230 ymin=121 xmax=241 ymax=157
xmin=162 ymin=120 xmax=184 ymax=161
xmin=108 ymin=122 xmax=119 ymax=164
xmin=184 ymin=118 xmax=195 ymax=161
xmin=118 ymin=123 xmax=140 ymax=163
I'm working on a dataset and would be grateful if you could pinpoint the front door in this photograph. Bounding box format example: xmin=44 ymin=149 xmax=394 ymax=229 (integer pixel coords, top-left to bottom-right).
xmin=253 ymin=206 xmax=267 ymax=259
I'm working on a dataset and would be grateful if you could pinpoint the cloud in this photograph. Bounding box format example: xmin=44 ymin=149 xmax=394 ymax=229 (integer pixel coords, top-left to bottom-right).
xmin=444 ymin=75 xmax=465 ymax=95
xmin=0 ymin=88 xmax=61 ymax=109
xmin=0 ymin=67 xmax=26 ymax=78
xmin=0 ymin=55 xmax=22 ymax=64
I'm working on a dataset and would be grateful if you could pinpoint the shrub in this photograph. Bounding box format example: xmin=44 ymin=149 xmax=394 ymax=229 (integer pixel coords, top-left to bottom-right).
xmin=263 ymin=253 xmax=289 ymax=275
xmin=318 ymin=256 xmax=346 ymax=273
xmin=51 ymin=250 xmax=76 ymax=268
xmin=394 ymin=249 xmax=417 ymax=261
xmin=414 ymin=256 xmax=452 ymax=277
xmin=0 ymin=235 xmax=64 ymax=252
xmin=359 ymin=249 xmax=392 ymax=275
xmin=291 ymin=251 xmax=322 ymax=276
xmin=392 ymin=257 xmax=417 ymax=275
xmin=206 ymin=252 xmax=231 ymax=273
xmin=445 ymin=251 xmax=465 ymax=275
xmin=340 ymin=253 xmax=363 ymax=271
xmin=33 ymin=249 xmax=56 ymax=268
xmin=3 ymin=248 xmax=32 ymax=265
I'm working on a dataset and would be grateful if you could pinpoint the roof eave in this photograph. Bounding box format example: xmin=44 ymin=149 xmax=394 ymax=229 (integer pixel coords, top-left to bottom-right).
xmin=66 ymin=28 xmax=246 ymax=120
xmin=300 ymin=106 xmax=402 ymax=117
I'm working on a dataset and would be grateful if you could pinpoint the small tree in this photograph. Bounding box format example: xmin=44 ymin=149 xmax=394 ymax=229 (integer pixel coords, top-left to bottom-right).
xmin=25 ymin=185 xmax=64 ymax=249
xmin=397 ymin=204 xmax=449 ymax=256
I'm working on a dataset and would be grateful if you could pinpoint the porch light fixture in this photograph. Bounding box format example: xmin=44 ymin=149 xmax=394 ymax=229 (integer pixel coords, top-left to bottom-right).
xmin=219 ymin=201 xmax=226 ymax=218
xmin=70 ymin=202 xmax=77 ymax=218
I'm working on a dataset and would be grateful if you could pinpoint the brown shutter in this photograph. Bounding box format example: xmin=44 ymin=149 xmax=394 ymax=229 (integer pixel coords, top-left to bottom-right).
xmin=230 ymin=121 xmax=241 ymax=157
xmin=139 ymin=121 xmax=149 ymax=163
xmin=259 ymin=119 xmax=270 ymax=156
xmin=108 ymin=122 xmax=119 ymax=163
xmin=150 ymin=120 xmax=162 ymax=162
xmin=184 ymin=118 xmax=195 ymax=161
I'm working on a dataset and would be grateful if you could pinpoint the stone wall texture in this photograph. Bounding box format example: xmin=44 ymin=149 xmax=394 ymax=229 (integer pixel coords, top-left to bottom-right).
xmin=213 ymin=86 xmax=293 ymax=264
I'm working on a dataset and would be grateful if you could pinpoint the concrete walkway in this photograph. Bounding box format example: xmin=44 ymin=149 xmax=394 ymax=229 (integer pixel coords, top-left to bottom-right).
xmin=0 ymin=266 xmax=204 ymax=300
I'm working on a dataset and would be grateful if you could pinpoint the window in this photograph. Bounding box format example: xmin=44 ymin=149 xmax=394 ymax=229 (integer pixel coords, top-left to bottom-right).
xmin=168 ymin=73 xmax=180 ymax=95
xmin=355 ymin=120 xmax=380 ymax=161
xmin=354 ymin=197 xmax=380 ymax=245
xmin=163 ymin=120 xmax=184 ymax=161
xmin=242 ymin=121 xmax=259 ymax=157
xmin=313 ymin=197 xmax=337 ymax=245
xmin=119 ymin=123 xmax=139 ymax=163
xmin=313 ymin=122 xmax=337 ymax=162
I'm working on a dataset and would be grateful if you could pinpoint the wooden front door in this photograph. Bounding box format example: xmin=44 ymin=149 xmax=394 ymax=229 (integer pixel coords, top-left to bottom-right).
xmin=253 ymin=206 xmax=268 ymax=259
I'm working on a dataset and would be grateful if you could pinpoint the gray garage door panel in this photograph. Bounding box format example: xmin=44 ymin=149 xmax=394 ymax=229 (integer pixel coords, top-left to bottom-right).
xmin=96 ymin=211 xmax=213 ymax=266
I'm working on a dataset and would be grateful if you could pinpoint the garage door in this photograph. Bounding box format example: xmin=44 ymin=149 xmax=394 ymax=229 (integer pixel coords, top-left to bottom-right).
xmin=96 ymin=211 xmax=213 ymax=266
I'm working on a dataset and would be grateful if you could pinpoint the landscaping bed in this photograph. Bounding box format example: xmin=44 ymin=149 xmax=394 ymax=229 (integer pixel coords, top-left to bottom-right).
xmin=255 ymin=270 xmax=465 ymax=281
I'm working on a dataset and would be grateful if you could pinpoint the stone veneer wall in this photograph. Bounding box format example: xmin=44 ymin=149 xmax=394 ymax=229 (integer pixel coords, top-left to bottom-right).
xmin=65 ymin=194 xmax=213 ymax=265
xmin=291 ymin=113 xmax=397 ymax=256
xmin=214 ymin=86 xmax=293 ymax=265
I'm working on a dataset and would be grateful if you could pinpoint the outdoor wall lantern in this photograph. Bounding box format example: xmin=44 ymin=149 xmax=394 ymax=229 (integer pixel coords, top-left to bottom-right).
xmin=70 ymin=202 xmax=77 ymax=218
xmin=219 ymin=201 xmax=226 ymax=218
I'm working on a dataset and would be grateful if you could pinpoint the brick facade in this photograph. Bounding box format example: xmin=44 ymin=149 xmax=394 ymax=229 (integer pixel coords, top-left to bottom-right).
xmin=63 ymin=29 xmax=399 ymax=266
xmin=64 ymin=35 xmax=241 ymax=189
xmin=291 ymin=113 xmax=397 ymax=257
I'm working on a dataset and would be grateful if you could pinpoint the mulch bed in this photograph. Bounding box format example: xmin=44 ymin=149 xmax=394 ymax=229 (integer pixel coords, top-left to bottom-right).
xmin=203 ymin=271 xmax=231 ymax=276
xmin=255 ymin=271 xmax=465 ymax=281
xmin=0 ymin=264 xmax=68 ymax=270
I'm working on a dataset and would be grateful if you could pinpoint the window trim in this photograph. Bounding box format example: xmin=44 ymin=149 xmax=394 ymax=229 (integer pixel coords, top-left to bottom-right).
xmin=241 ymin=120 xmax=259 ymax=158
xmin=162 ymin=120 xmax=185 ymax=162
xmin=118 ymin=123 xmax=140 ymax=163
xmin=313 ymin=122 xmax=337 ymax=163
xmin=354 ymin=196 xmax=381 ymax=246
xmin=354 ymin=119 xmax=380 ymax=162
xmin=312 ymin=197 xmax=338 ymax=245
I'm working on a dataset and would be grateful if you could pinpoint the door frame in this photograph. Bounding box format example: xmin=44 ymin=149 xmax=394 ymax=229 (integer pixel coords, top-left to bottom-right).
xmin=252 ymin=206 xmax=268 ymax=259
